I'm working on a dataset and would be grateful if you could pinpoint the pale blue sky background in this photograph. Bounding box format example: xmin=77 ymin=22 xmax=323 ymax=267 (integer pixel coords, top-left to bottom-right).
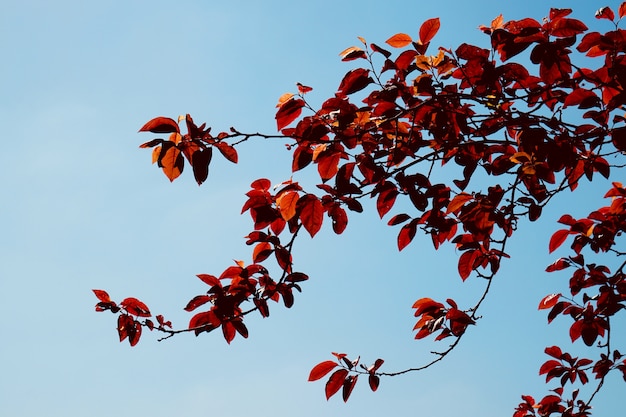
xmin=1 ymin=1 xmax=624 ymax=416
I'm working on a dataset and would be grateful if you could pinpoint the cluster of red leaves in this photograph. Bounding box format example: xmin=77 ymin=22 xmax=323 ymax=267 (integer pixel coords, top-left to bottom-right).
xmin=307 ymin=353 xmax=384 ymax=402
xmin=138 ymin=114 xmax=238 ymax=184
xmin=95 ymin=4 xmax=626 ymax=415
xmin=93 ymin=289 xmax=171 ymax=346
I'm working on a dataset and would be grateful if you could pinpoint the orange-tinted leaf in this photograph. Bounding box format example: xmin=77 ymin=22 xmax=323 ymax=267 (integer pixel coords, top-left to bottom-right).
xmin=386 ymin=33 xmax=412 ymax=48
xmin=308 ymin=361 xmax=338 ymax=381
xmin=538 ymin=293 xmax=561 ymax=310
xmin=446 ymin=193 xmax=473 ymax=214
xmin=277 ymin=191 xmax=299 ymax=221
xmin=276 ymin=98 xmax=305 ymax=131
xmin=620 ymin=3 xmax=626 ymax=18
xmin=276 ymin=92 xmax=294 ymax=107
xmin=139 ymin=117 xmax=180 ymax=134
xmin=92 ymin=289 xmax=111 ymax=302
xmin=139 ymin=138 xmax=164 ymax=148
xmin=299 ymin=195 xmax=324 ymax=237
xmin=160 ymin=146 xmax=184 ymax=182
xmin=252 ymin=242 xmax=273 ymax=263
xmin=120 ymin=297 xmax=151 ymax=317
xmin=419 ymin=18 xmax=440 ymax=45
xmin=325 ymin=369 xmax=349 ymax=400
xmin=215 ymin=142 xmax=238 ymax=163
xmin=549 ymin=229 xmax=571 ymax=253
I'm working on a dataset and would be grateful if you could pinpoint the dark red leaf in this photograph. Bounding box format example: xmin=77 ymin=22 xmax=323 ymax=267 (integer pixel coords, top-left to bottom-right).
xmin=325 ymin=369 xmax=349 ymax=400
xmin=184 ymin=295 xmax=212 ymax=312
xmin=139 ymin=117 xmax=180 ymax=134
xmin=338 ymin=68 xmax=373 ymax=96
xmin=545 ymin=258 xmax=570 ymax=272
xmin=342 ymin=375 xmax=358 ymax=402
xmin=368 ymin=374 xmax=380 ymax=392
xmin=276 ymin=98 xmax=305 ymax=131
xmin=308 ymin=361 xmax=338 ymax=381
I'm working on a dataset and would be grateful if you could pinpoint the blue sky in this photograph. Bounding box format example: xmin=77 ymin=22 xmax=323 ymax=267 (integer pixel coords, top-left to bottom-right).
xmin=1 ymin=1 xmax=624 ymax=416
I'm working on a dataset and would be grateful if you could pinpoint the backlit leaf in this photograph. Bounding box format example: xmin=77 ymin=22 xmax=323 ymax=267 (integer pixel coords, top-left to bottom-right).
xmin=386 ymin=33 xmax=412 ymax=48
xmin=325 ymin=369 xmax=349 ymax=400
xmin=308 ymin=361 xmax=338 ymax=381
xmin=549 ymin=229 xmax=571 ymax=253
xmin=276 ymin=98 xmax=305 ymax=131
xmin=120 ymin=297 xmax=151 ymax=317
xmin=92 ymin=289 xmax=111 ymax=302
xmin=139 ymin=117 xmax=180 ymax=134
xmin=419 ymin=18 xmax=440 ymax=45
xmin=184 ymin=295 xmax=212 ymax=312
xmin=299 ymin=194 xmax=324 ymax=237
xmin=215 ymin=142 xmax=238 ymax=163
xmin=160 ymin=146 xmax=184 ymax=182
xmin=538 ymin=293 xmax=561 ymax=310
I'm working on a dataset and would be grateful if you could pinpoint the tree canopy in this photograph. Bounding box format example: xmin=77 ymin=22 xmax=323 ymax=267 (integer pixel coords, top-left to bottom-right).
xmin=95 ymin=5 xmax=626 ymax=416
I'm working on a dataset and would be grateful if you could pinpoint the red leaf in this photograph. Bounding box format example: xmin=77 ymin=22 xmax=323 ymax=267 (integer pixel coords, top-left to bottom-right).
xmin=196 ymin=274 xmax=221 ymax=287
xmin=338 ymin=68 xmax=373 ymax=96
xmin=159 ymin=145 xmax=184 ymax=182
xmin=549 ymin=229 xmax=571 ymax=253
xmin=538 ymin=293 xmax=561 ymax=310
xmin=139 ymin=117 xmax=180 ymax=134
xmin=276 ymin=98 xmax=305 ymax=131
xmin=419 ymin=18 xmax=440 ymax=45
xmin=620 ymin=3 xmax=626 ymax=19
xmin=342 ymin=375 xmax=358 ymax=402
xmin=308 ymin=361 xmax=338 ymax=381
xmin=368 ymin=374 xmax=380 ymax=392
xmin=458 ymin=250 xmax=479 ymax=281
xmin=545 ymin=258 xmax=570 ymax=272
xmin=397 ymin=220 xmax=417 ymax=251
xmin=329 ymin=205 xmax=348 ymax=234
xmin=92 ymin=289 xmax=111 ymax=302
xmin=299 ymin=194 xmax=324 ymax=237
xmin=386 ymin=33 xmax=412 ymax=48
xmin=252 ymin=242 xmax=273 ymax=263
xmin=376 ymin=182 xmax=398 ymax=218
xmin=215 ymin=142 xmax=238 ymax=163
xmin=184 ymin=295 xmax=212 ymax=312
xmin=120 ymin=297 xmax=151 ymax=317
xmin=297 ymin=82 xmax=313 ymax=94
xmin=595 ymin=7 xmax=615 ymax=21
xmin=325 ymin=369 xmax=349 ymax=400
xmin=189 ymin=310 xmax=220 ymax=334
xmin=191 ymin=148 xmax=212 ymax=185
xmin=222 ymin=321 xmax=236 ymax=344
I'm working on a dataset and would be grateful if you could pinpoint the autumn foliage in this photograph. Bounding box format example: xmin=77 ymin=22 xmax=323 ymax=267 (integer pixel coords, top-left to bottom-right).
xmin=95 ymin=5 xmax=626 ymax=416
